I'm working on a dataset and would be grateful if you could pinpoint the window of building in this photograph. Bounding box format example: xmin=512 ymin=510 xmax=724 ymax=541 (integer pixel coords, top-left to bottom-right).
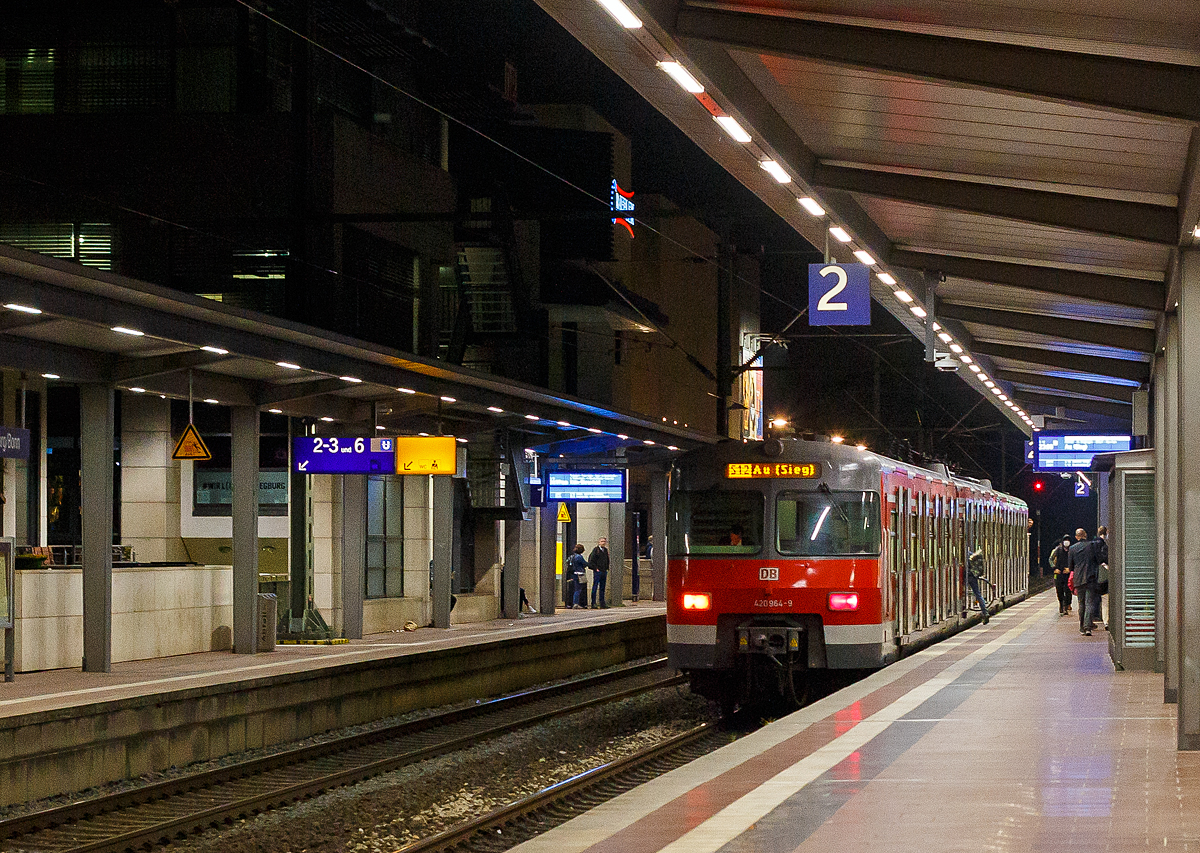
xmin=366 ymin=476 xmax=404 ymax=598
xmin=0 ymin=47 xmax=56 ymax=113
xmin=0 ymin=222 xmax=113 ymax=270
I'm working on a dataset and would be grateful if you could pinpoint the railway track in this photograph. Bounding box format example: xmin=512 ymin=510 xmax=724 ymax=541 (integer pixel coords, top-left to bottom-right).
xmin=396 ymin=724 xmax=724 ymax=853
xmin=0 ymin=659 xmax=685 ymax=853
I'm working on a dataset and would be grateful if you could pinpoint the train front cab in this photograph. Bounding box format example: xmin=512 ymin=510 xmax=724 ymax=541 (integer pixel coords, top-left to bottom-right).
xmin=666 ymin=443 xmax=892 ymax=705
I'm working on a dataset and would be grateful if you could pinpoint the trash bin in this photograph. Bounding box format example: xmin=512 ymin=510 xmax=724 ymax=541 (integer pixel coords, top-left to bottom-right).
xmin=257 ymin=593 xmax=277 ymax=652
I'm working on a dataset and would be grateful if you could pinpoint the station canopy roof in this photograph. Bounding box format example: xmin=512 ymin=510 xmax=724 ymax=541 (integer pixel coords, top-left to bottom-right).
xmin=0 ymin=245 xmax=713 ymax=456
xmin=534 ymin=0 xmax=1198 ymax=434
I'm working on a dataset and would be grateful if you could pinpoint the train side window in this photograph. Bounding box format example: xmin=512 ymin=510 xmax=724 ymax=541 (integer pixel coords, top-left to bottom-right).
xmin=667 ymin=490 xmax=763 ymax=556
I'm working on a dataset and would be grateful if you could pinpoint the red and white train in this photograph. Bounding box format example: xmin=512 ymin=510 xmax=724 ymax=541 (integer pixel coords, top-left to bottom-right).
xmin=666 ymin=437 xmax=1028 ymax=709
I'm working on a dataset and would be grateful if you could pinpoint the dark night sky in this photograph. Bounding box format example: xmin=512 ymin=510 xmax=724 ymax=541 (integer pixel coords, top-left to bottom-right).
xmin=420 ymin=1 xmax=1073 ymax=549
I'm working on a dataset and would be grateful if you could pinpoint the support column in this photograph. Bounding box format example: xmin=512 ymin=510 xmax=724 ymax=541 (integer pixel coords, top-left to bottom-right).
xmin=651 ymin=469 xmax=668 ymax=602
xmin=502 ymin=519 xmax=521 ymax=619
xmin=607 ymin=501 xmax=626 ymax=606
xmin=231 ymin=406 xmax=260 ymax=654
xmin=1177 ymin=252 xmax=1200 ymax=746
xmin=341 ymin=474 xmax=365 ymax=639
xmin=1166 ymin=314 xmax=1181 ymax=699
xmin=289 ymin=419 xmax=310 ymax=629
xmin=80 ymin=384 xmax=114 ymax=673
xmin=431 ymin=475 xmax=453 ymax=628
xmin=539 ymin=502 xmax=557 ymax=615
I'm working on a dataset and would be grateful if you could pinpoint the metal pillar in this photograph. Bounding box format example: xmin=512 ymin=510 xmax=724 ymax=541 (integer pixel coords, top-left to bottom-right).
xmin=231 ymin=406 xmax=260 ymax=654
xmin=288 ymin=418 xmax=310 ymax=629
xmin=502 ymin=519 xmax=521 ymax=619
xmin=341 ymin=474 xmax=365 ymax=639
xmin=539 ymin=502 xmax=557 ymax=615
xmin=608 ymin=501 xmax=626 ymax=606
xmin=1165 ymin=314 xmax=1181 ymax=697
xmin=651 ymin=469 xmax=668 ymax=602
xmin=431 ymin=475 xmax=453 ymax=628
xmin=1176 ymin=251 xmax=1200 ymax=747
xmin=80 ymin=384 xmax=114 ymax=672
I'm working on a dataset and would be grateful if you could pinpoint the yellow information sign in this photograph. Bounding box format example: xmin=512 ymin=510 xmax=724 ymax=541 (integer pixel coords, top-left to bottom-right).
xmin=556 ymin=503 xmax=572 ymax=523
xmin=172 ymin=423 xmax=212 ymax=461
xmin=395 ymin=435 xmax=457 ymax=475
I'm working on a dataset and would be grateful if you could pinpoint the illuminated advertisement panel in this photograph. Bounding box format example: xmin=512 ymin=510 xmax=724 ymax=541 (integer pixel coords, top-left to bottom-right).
xmin=1034 ymin=433 xmax=1132 ymax=471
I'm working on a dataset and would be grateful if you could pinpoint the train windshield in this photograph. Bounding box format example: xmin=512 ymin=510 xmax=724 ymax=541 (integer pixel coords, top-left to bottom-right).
xmin=776 ymin=490 xmax=881 ymax=556
xmin=668 ymin=490 xmax=763 ymax=556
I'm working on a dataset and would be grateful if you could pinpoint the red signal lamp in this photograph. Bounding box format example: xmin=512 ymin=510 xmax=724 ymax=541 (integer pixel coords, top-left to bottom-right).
xmin=1033 ymin=480 xmax=1045 ymax=492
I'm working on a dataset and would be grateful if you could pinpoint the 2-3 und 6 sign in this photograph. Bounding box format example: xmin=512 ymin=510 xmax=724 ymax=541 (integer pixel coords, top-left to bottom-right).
xmin=808 ymin=263 xmax=870 ymax=326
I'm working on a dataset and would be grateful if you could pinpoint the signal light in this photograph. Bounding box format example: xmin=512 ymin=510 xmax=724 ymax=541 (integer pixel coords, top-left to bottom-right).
xmin=1033 ymin=480 xmax=1045 ymax=492
xmin=828 ymin=592 xmax=859 ymax=611
xmin=682 ymin=593 xmax=711 ymax=611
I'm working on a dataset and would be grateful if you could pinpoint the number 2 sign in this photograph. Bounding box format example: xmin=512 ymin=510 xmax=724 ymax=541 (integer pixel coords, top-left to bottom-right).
xmin=808 ymin=263 xmax=870 ymax=326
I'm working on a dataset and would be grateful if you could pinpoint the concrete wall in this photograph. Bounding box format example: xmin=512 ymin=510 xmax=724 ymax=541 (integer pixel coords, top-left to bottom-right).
xmin=13 ymin=565 xmax=233 ymax=672
xmin=121 ymin=394 xmax=187 ymax=563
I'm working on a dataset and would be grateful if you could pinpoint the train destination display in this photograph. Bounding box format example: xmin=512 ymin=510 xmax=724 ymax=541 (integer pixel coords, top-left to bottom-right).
xmin=544 ymin=469 xmax=626 ymax=502
xmin=293 ymin=436 xmax=396 ymax=474
xmin=1034 ymin=433 xmax=1132 ymax=471
xmin=726 ymin=462 xmax=821 ymax=479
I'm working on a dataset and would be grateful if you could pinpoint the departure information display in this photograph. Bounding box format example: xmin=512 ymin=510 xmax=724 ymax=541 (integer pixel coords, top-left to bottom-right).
xmin=1034 ymin=434 xmax=1132 ymax=471
xmin=544 ymin=469 xmax=626 ymax=502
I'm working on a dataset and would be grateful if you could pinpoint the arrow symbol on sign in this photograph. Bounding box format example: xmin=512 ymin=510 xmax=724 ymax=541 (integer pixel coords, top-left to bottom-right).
xmin=298 ymin=461 xmax=309 ymax=471
xmin=404 ymin=461 xmax=413 ymax=470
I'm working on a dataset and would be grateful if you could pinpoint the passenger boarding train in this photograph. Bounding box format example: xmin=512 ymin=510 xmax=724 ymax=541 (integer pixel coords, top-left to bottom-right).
xmin=666 ymin=437 xmax=1028 ymax=710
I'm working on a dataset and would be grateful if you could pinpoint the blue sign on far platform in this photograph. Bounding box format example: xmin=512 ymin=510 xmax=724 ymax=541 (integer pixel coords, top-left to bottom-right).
xmin=293 ymin=436 xmax=396 ymax=474
xmin=809 ymin=263 xmax=870 ymax=326
xmin=0 ymin=427 xmax=30 ymax=460
xmin=1075 ymin=480 xmax=1091 ymax=498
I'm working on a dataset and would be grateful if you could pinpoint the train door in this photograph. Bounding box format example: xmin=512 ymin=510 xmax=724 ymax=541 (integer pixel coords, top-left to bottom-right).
xmin=920 ymin=492 xmax=931 ymax=630
xmin=908 ymin=490 xmax=920 ymax=633
xmin=934 ymin=495 xmax=944 ymax=624
xmin=889 ymin=486 xmax=901 ymax=640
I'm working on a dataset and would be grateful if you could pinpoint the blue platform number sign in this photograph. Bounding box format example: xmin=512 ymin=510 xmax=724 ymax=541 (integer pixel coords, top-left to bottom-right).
xmin=808 ymin=263 xmax=870 ymax=326
xmin=1075 ymin=481 xmax=1090 ymax=498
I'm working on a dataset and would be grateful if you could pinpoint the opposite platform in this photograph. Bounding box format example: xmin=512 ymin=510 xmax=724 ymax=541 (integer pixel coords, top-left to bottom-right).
xmin=514 ymin=591 xmax=1194 ymax=853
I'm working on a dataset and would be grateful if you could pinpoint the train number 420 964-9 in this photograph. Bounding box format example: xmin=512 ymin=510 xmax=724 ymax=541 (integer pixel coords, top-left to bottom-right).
xmin=754 ymin=599 xmax=792 ymax=608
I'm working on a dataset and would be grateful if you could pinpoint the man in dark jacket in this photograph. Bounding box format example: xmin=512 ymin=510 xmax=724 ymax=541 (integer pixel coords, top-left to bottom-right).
xmin=589 ymin=537 xmax=610 ymax=608
xmin=1050 ymin=536 xmax=1072 ymax=615
xmin=1068 ymin=528 xmax=1100 ymax=635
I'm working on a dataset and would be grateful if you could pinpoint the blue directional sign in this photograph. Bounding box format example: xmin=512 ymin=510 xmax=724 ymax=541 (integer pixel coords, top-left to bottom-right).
xmin=293 ymin=436 xmax=396 ymax=474
xmin=1075 ymin=480 xmax=1090 ymax=498
xmin=0 ymin=426 xmax=30 ymax=460
xmin=808 ymin=263 xmax=870 ymax=326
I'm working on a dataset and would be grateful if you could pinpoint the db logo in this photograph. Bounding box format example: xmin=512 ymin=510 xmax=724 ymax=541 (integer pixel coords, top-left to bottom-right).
xmin=759 ymin=567 xmax=779 ymax=581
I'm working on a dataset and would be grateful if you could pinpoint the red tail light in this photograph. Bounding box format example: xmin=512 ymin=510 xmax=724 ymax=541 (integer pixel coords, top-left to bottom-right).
xmin=828 ymin=592 xmax=859 ymax=611
xmin=683 ymin=593 xmax=712 ymax=610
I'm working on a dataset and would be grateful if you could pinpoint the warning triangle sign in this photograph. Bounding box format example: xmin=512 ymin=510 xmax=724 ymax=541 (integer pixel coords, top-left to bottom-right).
xmin=172 ymin=423 xmax=212 ymax=461
xmin=556 ymin=503 xmax=572 ymax=523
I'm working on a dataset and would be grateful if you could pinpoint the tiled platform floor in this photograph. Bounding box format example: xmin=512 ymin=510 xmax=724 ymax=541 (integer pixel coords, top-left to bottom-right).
xmin=513 ymin=592 xmax=1197 ymax=852
xmin=0 ymin=600 xmax=664 ymax=719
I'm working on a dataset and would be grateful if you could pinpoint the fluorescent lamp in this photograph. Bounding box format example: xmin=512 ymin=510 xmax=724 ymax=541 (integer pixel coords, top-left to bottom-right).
xmin=456 ymin=437 xmax=468 ymax=443
xmin=41 ymin=373 xmax=60 ymax=379
xmin=759 ymin=160 xmax=792 ymax=183
xmin=877 ymin=272 xmax=896 ymax=285
xmin=320 ymin=416 xmax=335 ymax=422
xmin=130 ymin=387 xmax=146 ymax=393
xmin=714 ymin=115 xmax=751 ymax=142
xmin=895 ymin=290 xmax=913 ymax=303
xmin=588 ymin=428 xmax=603 ymax=434
xmin=341 ymin=376 xmax=363 ymax=383
xmin=658 ymin=61 xmax=703 ymax=93
xmin=595 ymin=0 xmax=642 ymax=28
xmin=643 ymin=439 xmax=655 ymax=445
xmin=938 ymin=332 xmax=952 ymax=343
xmin=831 ymin=435 xmax=845 ymax=444
xmin=668 ymin=445 xmax=680 ymax=451
xmin=969 ymin=364 xmax=981 ymax=373
xmin=998 ymin=394 xmax=1008 ymax=401
xmin=112 ymin=326 xmax=145 ymax=336
xmin=948 ymin=343 xmax=962 ymax=353
xmin=487 ymin=406 xmax=504 ymax=413
xmin=397 ymin=387 xmax=416 ymax=394
xmin=440 ymin=396 xmax=456 ymax=403
xmin=910 ymin=305 xmax=927 ymax=318
xmin=276 ymin=361 xmax=301 ymax=370
xmin=557 ymin=421 xmax=571 ymax=427
xmin=201 ymin=346 xmax=229 ymax=355
xmin=204 ymin=398 xmax=219 ymax=404
xmin=829 ymin=226 xmax=851 ymax=242
xmin=853 ymin=250 xmax=876 ymax=265
xmin=798 ymin=197 xmax=825 ymax=216
xmin=984 ymin=381 xmax=995 ymax=388
xmin=268 ymin=408 xmax=282 ymax=413
xmin=525 ymin=414 xmax=539 ymax=420
xmin=959 ymin=355 xmax=972 ymax=363
xmin=991 ymin=387 xmax=1002 ymax=395
xmin=4 ymin=303 xmax=42 ymax=314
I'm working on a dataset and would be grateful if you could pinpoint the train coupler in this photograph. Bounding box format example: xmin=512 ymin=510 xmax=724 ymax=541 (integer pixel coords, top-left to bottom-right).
xmin=737 ymin=626 xmax=804 ymax=657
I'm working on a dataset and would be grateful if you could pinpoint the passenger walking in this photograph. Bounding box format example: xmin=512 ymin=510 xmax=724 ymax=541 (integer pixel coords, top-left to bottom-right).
xmin=566 ymin=544 xmax=589 ymax=609
xmin=967 ymin=547 xmax=989 ymax=624
xmin=1050 ymin=536 xmax=1072 ymax=615
xmin=589 ymin=536 xmax=610 ymax=608
xmin=1068 ymin=528 xmax=1100 ymax=636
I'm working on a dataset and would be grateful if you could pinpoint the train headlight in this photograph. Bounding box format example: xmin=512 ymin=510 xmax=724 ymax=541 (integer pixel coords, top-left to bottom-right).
xmin=682 ymin=593 xmax=711 ymax=610
xmin=828 ymin=592 xmax=859 ymax=611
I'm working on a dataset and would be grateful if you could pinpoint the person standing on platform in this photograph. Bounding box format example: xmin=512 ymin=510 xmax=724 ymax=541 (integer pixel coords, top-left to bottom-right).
xmin=1068 ymin=528 xmax=1100 ymax=636
xmin=1093 ymin=525 xmax=1110 ymax=629
xmin=566 ymin=544 xmax=589 ymax=609
xmin=589 ymin=536 xmax=610 ymax=609
xmin=1050 ymin=536 xmax=1072 ymax=615
xmin=967 ymin=547 xmax=989 ymax=624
